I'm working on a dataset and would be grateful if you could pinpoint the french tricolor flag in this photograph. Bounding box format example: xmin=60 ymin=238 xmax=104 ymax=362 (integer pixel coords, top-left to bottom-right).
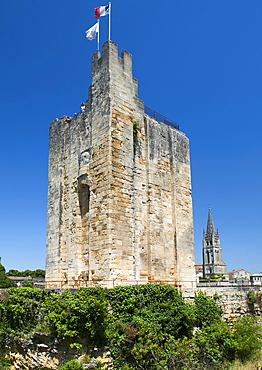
xmin=94 ymin=4 xmax=110 ymax=18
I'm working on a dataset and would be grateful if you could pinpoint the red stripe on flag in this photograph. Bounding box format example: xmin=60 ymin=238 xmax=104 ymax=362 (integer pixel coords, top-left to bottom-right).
xmin=94 ymin=7 xmax=100 ymax=18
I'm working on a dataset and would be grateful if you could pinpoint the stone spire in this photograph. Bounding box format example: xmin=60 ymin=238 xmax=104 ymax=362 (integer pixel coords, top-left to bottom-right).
xmin=202 ymin=207 xmax=227 ymax=278
xmin=206 ymin=207 xmax=217 ymax=236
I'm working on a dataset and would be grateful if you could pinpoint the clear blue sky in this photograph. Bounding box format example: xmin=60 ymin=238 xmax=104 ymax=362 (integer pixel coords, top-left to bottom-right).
xmin=0 ymin=0 xmax=261 ymax=273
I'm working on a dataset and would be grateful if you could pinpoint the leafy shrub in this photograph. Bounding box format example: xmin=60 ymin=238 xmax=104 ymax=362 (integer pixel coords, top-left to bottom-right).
xmin=232 ymin=315 xmax=262 ymax=361
xmin=0 ymin=356 xmax=11 ymax=370
xmin=105 ymin=285 xmax=195 ymax=369
xmin=194 ymin=291 xmax=223 ymax=328
xmin=22 ymin=281 xmax=33 ymax=288
xmin=193 ymin=320 xmax=235 ymax=368
xmin=108 ymin=318 xmax=177 ymax=369
xmin=7 ymin=286 xmax=48 ymax=301
xmin=45 ymin=289 xmax=107 ymax=345
xmin=58 ymin=359 xmax=84 ymax=370
xmin=105 ymin=284 xmax=194 ymax=338
xmin=246 ymin=290 xmax=257 ymax=304
xmin=0 ymin=287 xmax=47 ymax=334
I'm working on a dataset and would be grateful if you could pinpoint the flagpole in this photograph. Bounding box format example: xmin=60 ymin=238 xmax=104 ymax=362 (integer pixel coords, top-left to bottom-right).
xmin=97 ymin=20 xmax=100 ymax=51
xmin=108 ymin=2 xmax=111 ymax=40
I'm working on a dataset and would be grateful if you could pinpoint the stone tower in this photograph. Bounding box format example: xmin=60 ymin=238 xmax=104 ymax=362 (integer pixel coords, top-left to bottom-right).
xmin=46 ymin=41 xmax=196 ymax=290
xmin=202 ymin=208 xmax=227 ymax=278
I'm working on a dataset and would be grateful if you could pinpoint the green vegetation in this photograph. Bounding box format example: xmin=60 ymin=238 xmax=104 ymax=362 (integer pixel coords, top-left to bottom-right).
xmin=194 ymin=290 xmax=223 ymax=328
xmin=204 ymin=273 xmax=226 ymax=280
xmin=247 ymin=290 xmax=258 ymax=304
xmin=45 ymin=288 xmax=107 ymax=345
xmin=7 ymin=269 xmax=45 ymax=278
xmin=0 ymin=356 xmax=11 ymax=370
xmin=133 ymin=120 xmax=140 ymax=149
xmin=246 ymin=290 xmax=262 ymax=307
xmin=0 ymin=262 xmax=45 ymax=288
xmin=0 ymin=285 xmax=261 ymax=369
xmin=58 ymin=359 xmax=85 ymax=370
xmin=0 ymin=264 xmax=16 ymax=289
xmin=22 ymin=281 xmax=34 ymax=287
xmin=233 ymin=315 xmax=262 ymax=361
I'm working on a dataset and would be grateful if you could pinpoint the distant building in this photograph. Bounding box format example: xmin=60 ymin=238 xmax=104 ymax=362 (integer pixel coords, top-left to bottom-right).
xmin=228 ymin=269 xmax=250 ymax=285
xmin=7 ymin=276 xmax=33 ymax=287
xmin=195 ymin=264 xmax=203 ymax=279
xmin=250 ymin=273 xmax=262 ymax=286
xmin=202 ymin=208 xmax=227 ymax=278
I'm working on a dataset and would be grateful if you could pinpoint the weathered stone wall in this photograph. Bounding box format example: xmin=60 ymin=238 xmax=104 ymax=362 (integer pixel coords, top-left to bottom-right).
xmin=6 ymin=334 xmax=111 ymax=370
xmin=184 ymin=285 xmax=262 ymax=323
xmin=46 ymin=40 xmax=196 ymax=290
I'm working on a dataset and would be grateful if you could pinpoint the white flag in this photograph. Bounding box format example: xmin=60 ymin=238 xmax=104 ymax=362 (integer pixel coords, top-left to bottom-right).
xmin=85 ymin=23 xmax=98 ymax=40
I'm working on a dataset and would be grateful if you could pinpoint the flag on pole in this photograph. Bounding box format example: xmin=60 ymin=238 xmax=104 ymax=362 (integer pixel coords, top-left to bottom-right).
xmin=94 ymin=4 xmax=110 ymax=18
xmin=85 ymin=22 xmax=99 ymax=40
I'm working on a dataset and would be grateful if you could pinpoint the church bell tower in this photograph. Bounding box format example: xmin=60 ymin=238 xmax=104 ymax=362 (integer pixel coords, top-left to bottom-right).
xmin=202 ymin=208 xmax=227 ymax=278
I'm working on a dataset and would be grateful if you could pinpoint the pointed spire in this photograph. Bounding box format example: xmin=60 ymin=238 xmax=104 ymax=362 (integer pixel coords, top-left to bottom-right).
xmin=206 ymin=207 xmax=215 ymax=235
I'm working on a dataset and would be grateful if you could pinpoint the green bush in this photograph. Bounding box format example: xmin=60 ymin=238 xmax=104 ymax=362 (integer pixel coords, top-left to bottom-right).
xmin=22 ymin=281 xmax=33 ymax=288
xmin=45 ymin=289 xmax=108 ymax=345
xmin=194 ymin=291 xmax=223 ymax=328
xmin=232 ymin=315 xmax=262 ymax=361
xmin=108 ymin=319 xmax=195 ymax=369
xmin=0 ymin=356 xmax=11 ymax=370
xmin=193 ymin=320 xmax=235 ymax=368
xmin=105 ymin=285 xmax=195 ymax=369
xmin=0 ymin=287 xmax=47 ymax=334
xmin=105 ymin=284 xmax=194 ymax=338
xmin=246 ymin=290 xmax=257 ymax=304
xmin=58 ymin=359 xmax=84 ymax=370
xmin=7 ymin=286 xmax=48 ymax=301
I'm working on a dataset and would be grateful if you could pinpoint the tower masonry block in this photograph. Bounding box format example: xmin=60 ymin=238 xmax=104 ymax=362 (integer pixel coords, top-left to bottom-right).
xmin=46 ymin=41 xmax=196 ymax=290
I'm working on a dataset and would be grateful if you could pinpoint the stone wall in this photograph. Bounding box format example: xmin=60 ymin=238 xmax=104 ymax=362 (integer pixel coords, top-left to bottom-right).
xmin=46 ymin=40 xmax=196 ymax=290
xmin=184 ymin=285 xmax=262 ymax=323
xmin=6 ymin=334 xmax=111 ymax=370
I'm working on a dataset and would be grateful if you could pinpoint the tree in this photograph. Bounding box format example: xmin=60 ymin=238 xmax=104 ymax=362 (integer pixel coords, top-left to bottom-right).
xmin=31 ymin=269 xmax=45 ymax=278
xmin=7 ymin=269 xmax=45 ymax=278
xmin=6 ymin=269 xmax=22 ymax=277
xmin=0 ymin=264 xmax=6 ymax=273
xmin=0 ymin=264 xmax=16 ymax=288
